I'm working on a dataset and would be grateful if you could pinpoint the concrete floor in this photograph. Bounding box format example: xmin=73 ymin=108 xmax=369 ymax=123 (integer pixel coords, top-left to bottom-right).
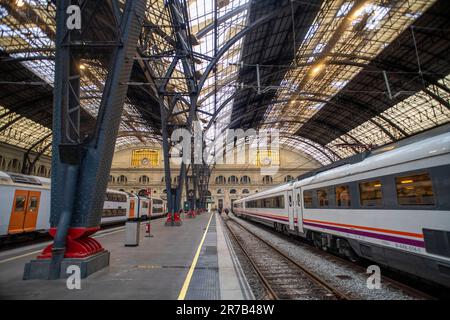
xmin=0 ymin=212 xmax=231 ymax=300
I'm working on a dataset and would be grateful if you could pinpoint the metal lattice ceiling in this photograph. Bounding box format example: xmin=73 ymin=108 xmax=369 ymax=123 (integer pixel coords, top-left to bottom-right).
xmin=0 ymin=0 xmax=449 ymax=165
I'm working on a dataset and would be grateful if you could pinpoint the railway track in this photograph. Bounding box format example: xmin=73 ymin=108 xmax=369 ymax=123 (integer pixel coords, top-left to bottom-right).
xmin=228 ymin=215 xmax=435 ymax=300
xmin=223 ymin=217 xmax=350 ymax=300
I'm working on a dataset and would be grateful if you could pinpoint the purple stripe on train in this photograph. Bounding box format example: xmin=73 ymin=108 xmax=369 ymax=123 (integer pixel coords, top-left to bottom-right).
xmin=303 ymin=222 xmax=425 ymax=248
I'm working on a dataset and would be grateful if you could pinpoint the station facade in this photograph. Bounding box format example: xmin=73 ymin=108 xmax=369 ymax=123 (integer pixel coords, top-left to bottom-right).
xmin=107 ymin=145 xmax=320 ymax=209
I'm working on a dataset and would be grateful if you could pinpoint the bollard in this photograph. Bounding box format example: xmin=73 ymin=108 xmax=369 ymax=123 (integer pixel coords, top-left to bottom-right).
xmin=145 ymin=221 xmax=153 ymax=238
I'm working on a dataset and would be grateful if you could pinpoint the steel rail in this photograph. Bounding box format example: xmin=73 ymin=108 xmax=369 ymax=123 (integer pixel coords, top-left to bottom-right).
xmin=223 ymin=217 xmax=350 ymax=300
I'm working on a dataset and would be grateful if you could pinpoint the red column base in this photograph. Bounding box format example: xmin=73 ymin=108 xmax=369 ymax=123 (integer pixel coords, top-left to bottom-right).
xmin=165 ymin=212 xmax=182 ymax=226
xmin=38 ymin=227 xmax=104 ymax=259
xmin=187 ymin=210 xmax=196 ymax=218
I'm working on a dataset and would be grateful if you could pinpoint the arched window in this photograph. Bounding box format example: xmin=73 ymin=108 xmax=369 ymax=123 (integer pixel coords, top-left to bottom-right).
xmin=37 ymin=165 xmax=47 ymax=177
xmin=240 ymin=176 xmax=251 ymax=184
xmin=230 ymin=189 xmax=237 ymax=194
xmin=0 ymin=156 xmax=4 ymax=170
xmin=228 ymin=176 xmax=238 ymax=184
xmin=262 ymin=175 xmax=273 ymax=185
xmin=139 ymin=175 xmax=150 ymax=185
xmin=215 ymin=176 xmax=226 ymax=184
xmin=109 ymin=175 xmax=115 ymax=183
xmin=118 ymin=175 xmax=127 ymax=184
xmin=217 ymin=189 xmax=223 ymax=194
xmin=284 ymin=175 xmax=294 ymax=182
xmin=242 ymin=189 xmax=250 ymax=194
xmin=7 ymin=159 xmax=21 ymax=173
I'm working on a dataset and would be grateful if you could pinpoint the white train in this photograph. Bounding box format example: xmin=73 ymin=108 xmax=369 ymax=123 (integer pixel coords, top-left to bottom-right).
xmin=0 ymin=172 xmax=166 ymax=238
xmin=233 ymin=129 xmax=450 ymax=288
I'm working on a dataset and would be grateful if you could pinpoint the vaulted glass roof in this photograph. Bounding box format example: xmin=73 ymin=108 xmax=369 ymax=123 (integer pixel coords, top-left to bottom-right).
xmin=0 ymin=0 xmax=449 ymax=166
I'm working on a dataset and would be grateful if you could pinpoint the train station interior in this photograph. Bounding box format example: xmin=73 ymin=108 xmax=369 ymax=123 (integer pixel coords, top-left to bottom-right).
xmin=0 ymin=0 xmax=450 ymax=301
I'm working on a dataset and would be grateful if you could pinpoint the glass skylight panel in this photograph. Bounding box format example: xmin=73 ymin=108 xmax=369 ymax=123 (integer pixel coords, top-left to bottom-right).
xmin=260 ymin=0 xmax=435 ymax=165
xmin=327 ymin=73 xmax=450 ymax=158
xmin=187 ymin=0 xmax=250 ymax=143
xmin=0 ymin=106 xmax=53 ymax=156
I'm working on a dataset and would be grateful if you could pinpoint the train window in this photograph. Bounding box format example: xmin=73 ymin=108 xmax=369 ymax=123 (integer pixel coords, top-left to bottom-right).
xmin=15 ymin=196 xmax=26 ymax=211
xmin=246 ymin=196 xmax=284 ymax=208
xmin=276 ymin=196 xmax=285 ymax=208
xmin=288 ymin=195 xmax=292 ymax=207
xmin=28 ymin=197 xmax=38 ymax=212
xmin=303 ymin=191 xmax=313 ymax=208
xmin=336 ymin=185 xmax=351 ymax=207
xmin=142 ymin=202 xmax=149 ymax=208
xmin=297 ymin=193 xmax=301 ymax=207
xmin=395 ymin=173 xmax=435 ymax=206
xmin=359 ymin=180 xmax=383 ymax=207
xmin=317 ymin=189 xmax=329 ymax=207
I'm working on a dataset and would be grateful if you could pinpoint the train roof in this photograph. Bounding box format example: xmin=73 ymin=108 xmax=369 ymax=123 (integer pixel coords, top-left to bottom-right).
xmin=236 ymin=128 xmax=450 ymax=203
xmin=295 ymin=123 xmax=450 ymax=182
xmin=0 ymin=171 xmax=51 ymax=188
xmin=234 ymin=182 xmax=294 ymax=203
xmin=106 ymin=188 xmax=128 ymax=195
xmin=294 ymin=129 xmax=450 ymax=187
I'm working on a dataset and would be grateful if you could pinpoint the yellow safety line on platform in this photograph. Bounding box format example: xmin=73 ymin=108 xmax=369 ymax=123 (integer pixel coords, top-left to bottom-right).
xmin=178 ymin=212 xmax=214 ymax=300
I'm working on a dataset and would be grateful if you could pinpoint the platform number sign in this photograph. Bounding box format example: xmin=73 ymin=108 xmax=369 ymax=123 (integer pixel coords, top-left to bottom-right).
xmin=66 ymin=265 xmax=81 ymax=290
xmin=366 ymin=265 xmax=381 ymax=290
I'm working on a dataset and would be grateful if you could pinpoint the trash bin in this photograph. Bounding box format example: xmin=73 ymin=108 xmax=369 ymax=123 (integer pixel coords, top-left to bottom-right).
xmin=125 ymin=220 xmax=140 ymax=247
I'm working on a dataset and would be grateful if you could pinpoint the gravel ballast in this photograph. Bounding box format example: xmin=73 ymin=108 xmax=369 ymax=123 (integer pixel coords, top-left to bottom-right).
xmin=228 ymin=214 xmax=425 ymax=300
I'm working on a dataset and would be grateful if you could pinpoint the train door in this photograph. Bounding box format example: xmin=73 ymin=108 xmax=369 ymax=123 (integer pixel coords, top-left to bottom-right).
xmin=149 ymin=199 xmax=153 ymax=217
xmin=294 ymin=188 xmax=303 ymax=233
xmin=129 ymin=199 xmax=135 ymax=219
xmin=8 ymin=190 xmax=41 ymax=234
xmin=287 ymin=190 xmax=295 ymax=230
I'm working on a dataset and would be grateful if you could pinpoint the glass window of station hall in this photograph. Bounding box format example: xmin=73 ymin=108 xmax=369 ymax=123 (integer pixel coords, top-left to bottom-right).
xmin=240 ymin=176 xmax=251 ymax=184
xmin=228 ymin=176 xmax=238 ymax=184
xmin=215 ymin=176 xmax=226 ymax=184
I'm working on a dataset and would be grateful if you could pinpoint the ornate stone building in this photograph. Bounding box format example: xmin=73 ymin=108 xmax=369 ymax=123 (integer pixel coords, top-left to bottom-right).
xmin=0 ymin=142 xmax=321 ymax=210
xmin=0 ymin=143 xmax=52 ymax=178
xmin=108 ymin=144 xmax=320 ymax=209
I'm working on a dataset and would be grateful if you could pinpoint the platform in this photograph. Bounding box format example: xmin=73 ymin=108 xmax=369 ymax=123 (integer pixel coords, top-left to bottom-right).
xmin=0 ymin=212 xmax=253 ymax=300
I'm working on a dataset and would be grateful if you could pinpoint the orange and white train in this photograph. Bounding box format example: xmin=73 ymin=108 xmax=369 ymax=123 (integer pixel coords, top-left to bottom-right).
xmin=0 ymin=171 xmax=166 ymax=238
